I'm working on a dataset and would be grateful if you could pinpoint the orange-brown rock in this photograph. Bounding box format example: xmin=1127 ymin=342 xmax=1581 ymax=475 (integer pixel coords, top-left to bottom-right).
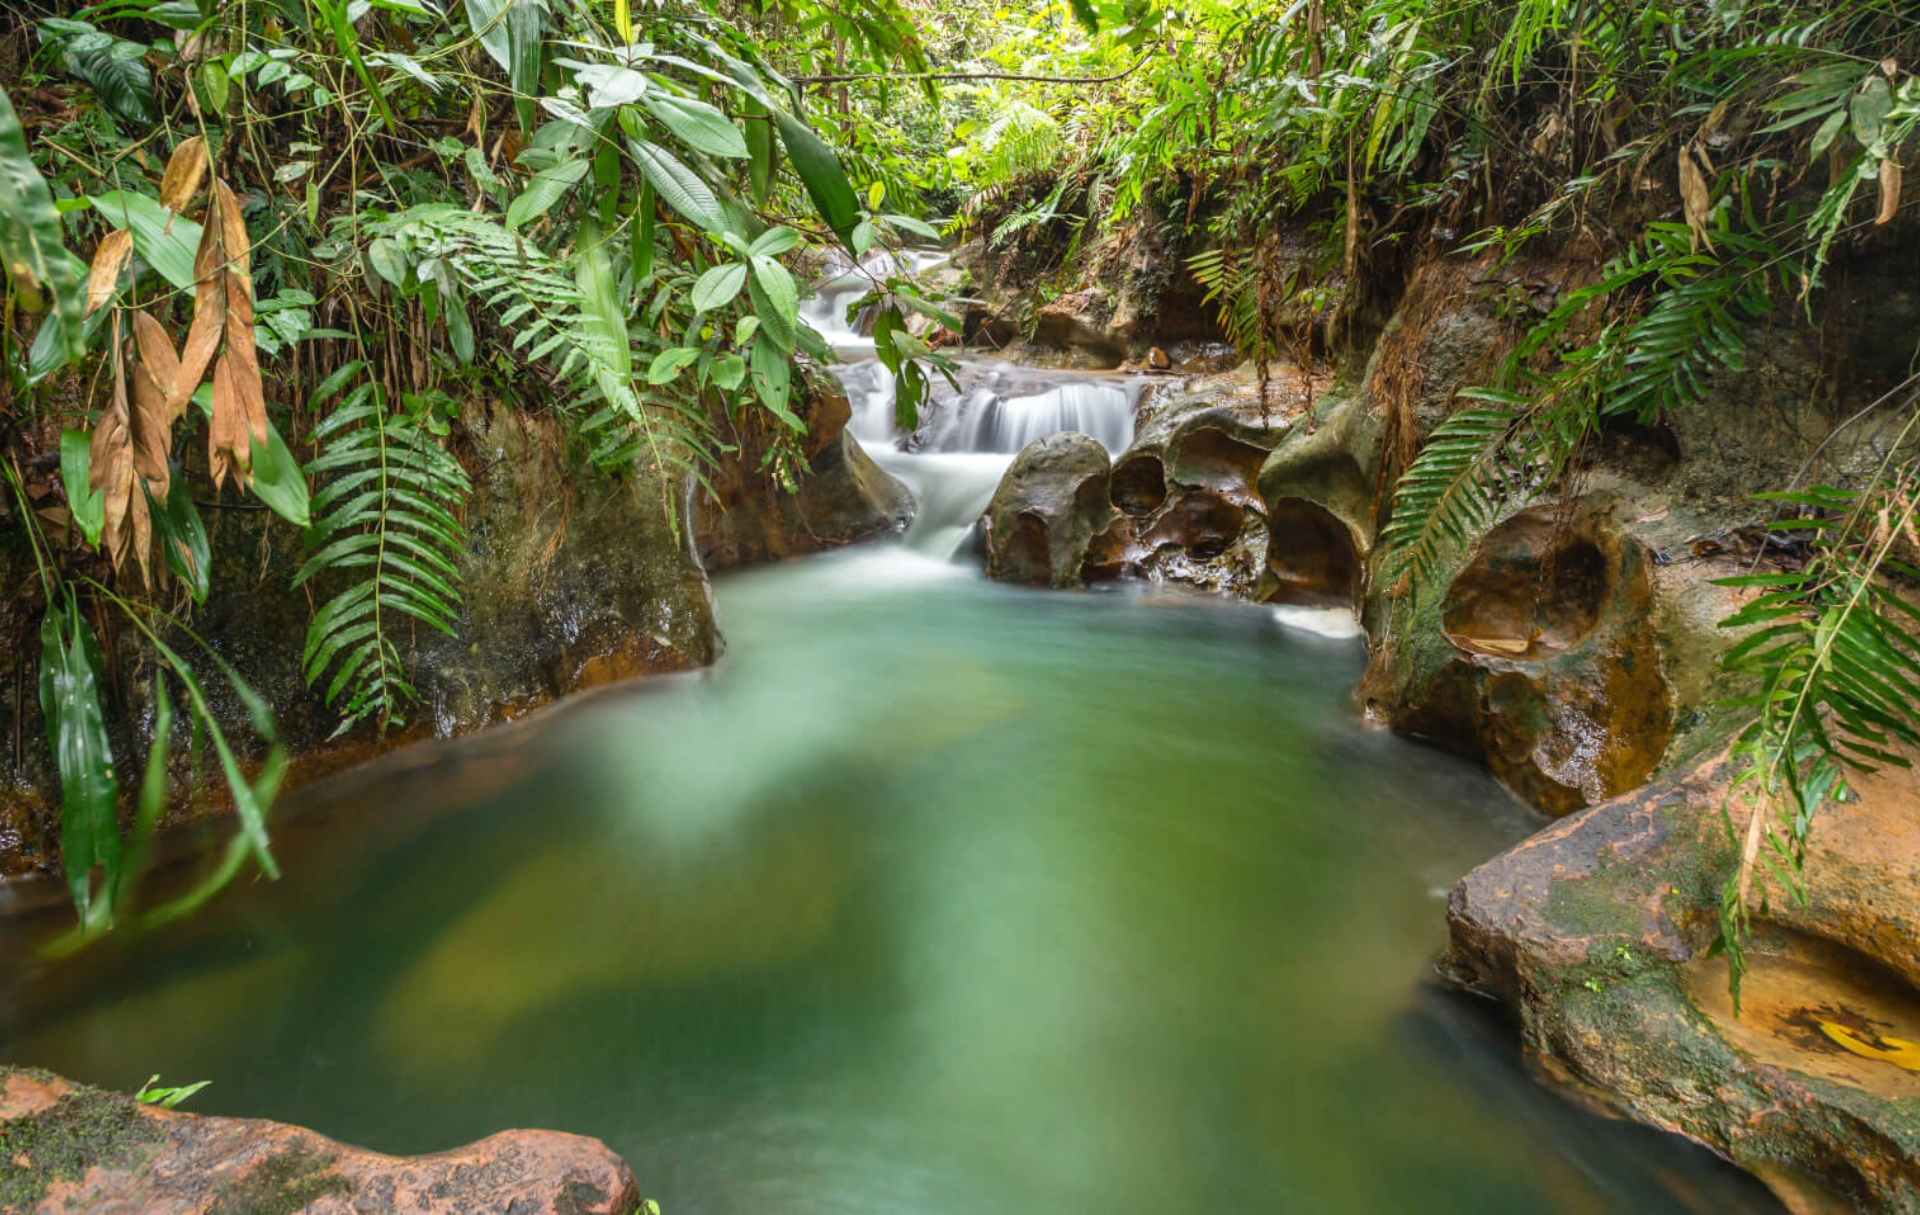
xmin=1443 ymin=749 xmax=1920 ymax=1211
xmin=1 ymin=1065 xmax=640 ymax=1214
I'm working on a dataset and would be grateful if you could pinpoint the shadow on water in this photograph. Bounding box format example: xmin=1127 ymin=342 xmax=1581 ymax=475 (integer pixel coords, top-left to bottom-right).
xmin=0 ymin=548 xmax=1780 ymax=1214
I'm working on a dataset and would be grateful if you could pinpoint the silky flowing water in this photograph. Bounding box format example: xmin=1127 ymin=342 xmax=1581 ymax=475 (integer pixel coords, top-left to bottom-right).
xmin=0 ymin=272 xmax=1779 ymax=1211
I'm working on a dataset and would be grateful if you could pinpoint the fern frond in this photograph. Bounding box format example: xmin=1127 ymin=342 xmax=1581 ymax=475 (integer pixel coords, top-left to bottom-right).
xmin=296 ymin=363 xmax=471 ymax=737
xmin=1378 ymin=405 xmax=1524 ymax=590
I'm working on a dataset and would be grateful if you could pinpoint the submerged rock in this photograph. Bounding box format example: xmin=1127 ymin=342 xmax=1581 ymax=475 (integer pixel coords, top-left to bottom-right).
xmin=981 ymin=433 xmax=1115 ymax=588
xmin=0 ymin=1065 xmax=640 ymax=1214
xmin=1443 ymin=752 xmax=1920 ymax=1210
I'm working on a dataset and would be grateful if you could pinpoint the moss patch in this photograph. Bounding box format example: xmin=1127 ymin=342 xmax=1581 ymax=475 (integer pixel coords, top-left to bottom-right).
xmin=0 ymin=1073 xmax=162 ymax=1211
xmin=207 ymin=1146 xmax=352 ymax=1215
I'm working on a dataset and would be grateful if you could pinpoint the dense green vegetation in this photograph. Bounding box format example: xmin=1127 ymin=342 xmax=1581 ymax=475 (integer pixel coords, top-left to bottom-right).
xmin=2 ymin=0 xmax=1917 ymax=998
xmin=0 ymin=0 xmax=955 ymax=939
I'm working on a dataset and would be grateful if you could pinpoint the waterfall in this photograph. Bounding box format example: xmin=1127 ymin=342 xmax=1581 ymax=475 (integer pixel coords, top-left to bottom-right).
xmin=805 ymin=259 xmax=1147 ymax=559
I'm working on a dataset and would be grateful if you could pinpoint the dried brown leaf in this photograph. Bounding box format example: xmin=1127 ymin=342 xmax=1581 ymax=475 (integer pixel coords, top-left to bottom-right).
xmin=1878 ymin=157 xmax=1903 ymax=226
xmin=85 ymin=230 xmax=133 ymax=315
xmin=130 ymin=309 xmax=186 ymax=424
xmin=158 ymin=135 xmax=209 ymax=213
xmin=1679 ymin=142 xmax=1714 ymax=252
xmin=90 ymin=318 xmax=153 ymax=586
xmin=179 ymin=178 xmax=266 ymax=487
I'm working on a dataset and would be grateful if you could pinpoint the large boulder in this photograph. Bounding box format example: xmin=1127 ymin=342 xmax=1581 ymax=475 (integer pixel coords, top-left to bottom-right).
xmin=1443 ymin=751 xmax=1920 ymax=1210
xmin=981 ymin=433 xmax=1115 ymax=588
xmin=0 ymin=1065 xmax=640 ymax=1213
xmin=695 ymin=372 xmax=914 ymax=569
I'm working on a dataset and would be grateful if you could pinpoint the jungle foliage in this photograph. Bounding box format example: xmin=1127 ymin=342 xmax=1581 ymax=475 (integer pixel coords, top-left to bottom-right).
xmin=0 ymin=0 xmax=954 ymax=936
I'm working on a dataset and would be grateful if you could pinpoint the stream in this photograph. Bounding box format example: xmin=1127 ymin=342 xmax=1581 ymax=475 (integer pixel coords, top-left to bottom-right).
xmin=0 ymin=266 xmax=1779 ymax=1212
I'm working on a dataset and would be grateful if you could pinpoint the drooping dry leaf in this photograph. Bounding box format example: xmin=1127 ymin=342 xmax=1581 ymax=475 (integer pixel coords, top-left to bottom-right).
xmin=158 ymin=135 xmax=209 ymax=213
xmin=85 ymin=230 xmax=133 ymax=315
xmin=130 ymin=309 xmax=185 ymax=424
xmin=179 ymin=178 xmax=267 ymax=486
xmin=90 ymin=316 xmax=154 ymax=586
xmin=129 ymin=310 xmax=179 ymax=503
xmin=1678 ymin=141 xmax=1714 ymax=252
xmin=1878 ymin=157 xmax=1903 ymax=226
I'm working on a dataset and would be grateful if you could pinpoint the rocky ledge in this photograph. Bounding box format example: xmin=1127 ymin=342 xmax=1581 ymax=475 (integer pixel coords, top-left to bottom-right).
xmin=0 ymin=1065 xmax=640 ymax=1214
xmin=1443 ymin=752 xmax=1920 ymax=1210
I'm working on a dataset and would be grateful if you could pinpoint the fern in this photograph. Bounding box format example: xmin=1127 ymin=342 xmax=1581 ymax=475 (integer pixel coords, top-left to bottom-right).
xmin=296 ymin=362 xmax=472 ymax=737
xmin=370 ymin=206 xmax=719 ymax=495
xmin=1712 ymin=448 xmax=1920 ymax=1007
xmin=1378 ymin=405 xmax=1526 ymax=590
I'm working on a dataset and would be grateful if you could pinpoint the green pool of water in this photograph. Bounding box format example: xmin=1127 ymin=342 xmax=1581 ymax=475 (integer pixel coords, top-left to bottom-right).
xmin=1 ymin=545 xmax=1776 ymax=1213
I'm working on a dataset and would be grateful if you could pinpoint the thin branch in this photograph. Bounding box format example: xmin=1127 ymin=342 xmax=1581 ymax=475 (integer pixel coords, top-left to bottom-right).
xmin=793 ymin=54 xmax=1154 ymax=88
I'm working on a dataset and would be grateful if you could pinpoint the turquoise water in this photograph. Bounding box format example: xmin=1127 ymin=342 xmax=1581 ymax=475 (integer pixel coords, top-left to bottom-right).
xmin=0 ymin=542 xmax=1775 ymax=1213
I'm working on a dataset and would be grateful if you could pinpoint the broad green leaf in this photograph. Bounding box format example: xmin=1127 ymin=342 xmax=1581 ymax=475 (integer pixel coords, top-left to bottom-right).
xmin=771 ymin=108 xmax=860 ymax=245
xmin=88 ymin=192 xmax=203 ymax=291
xmin=851 ymin=218 xmax=876 ymax=255
xmin=643 ymin=93 xmax=749 ymax=159
xmin=711 ymin=352 xmax=746 ymax=390
xmin=249 ymin=422 xmax=311 ymax=527
xmin=748 ymin=254 xmax=798 ymax=339
xmin=690 ymin=262 xmax=746 ymax=312
xmin=750 ymin=336 xmax=799 ymax=429
xmin=468 ymin=0 xmax=544 ymax=128
xmin=1852 ymin=77 xmax=1892 ymax=148
xmin=747 ymin=226 xmax=800 ymax=257
xmin=882 ymin=212 xmax=942 ymax=241
xmin=628 ymin=139 xmax=727 ymax=232
xmin=366 ymin=237 xmax=408 ymax=288
xmin=505 ymin=158 xmax=588 ymax=229
xmin=647 ymin=345 xmax=703 ymax=384
xmin=61 ymin=428 xmax=106 ymax=545
xmin=445 ymin=289 xmax=474 ymax=363
xmin=631 ymin=177 xmax=656 ymax=281
xmin=61 ymin=34 xmax=155 ymax=126
xmin=39 ymin=596 xmax=121 ymax=928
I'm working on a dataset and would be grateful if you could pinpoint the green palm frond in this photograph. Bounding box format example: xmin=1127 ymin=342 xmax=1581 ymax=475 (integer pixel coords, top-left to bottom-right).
xmin=296 ymin=363 xmax=472 ymax=737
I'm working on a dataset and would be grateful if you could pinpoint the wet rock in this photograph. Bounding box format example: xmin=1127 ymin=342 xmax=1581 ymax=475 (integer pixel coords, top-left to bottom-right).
xmin=982 ymin=433 xmax=1115 ymax=588
xmin=1363 ymin=499 xmax=1676 ymax=814
xmin=1092 ymin=387 xmax=1294 ymax=596
xmin=695 ymin=373 xmax=915 ymax=569
xmin=1033 ymin=291 xmax=1127 ymax=367
xmin=1442 ymin=751 xmax=1920 ymax=1211
xmin=1257 ymin=386 xmax=1380 ymax=609
xmin=0 ymin=1065 xmax=640 ymax=1214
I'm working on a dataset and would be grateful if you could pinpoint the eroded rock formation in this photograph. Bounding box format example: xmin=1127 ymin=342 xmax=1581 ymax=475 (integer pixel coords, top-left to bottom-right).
xmin=0 ymin=1065 xmax=640 ymax=1214
xmin=1443 ymin=752 xmax=1920 ymax=1210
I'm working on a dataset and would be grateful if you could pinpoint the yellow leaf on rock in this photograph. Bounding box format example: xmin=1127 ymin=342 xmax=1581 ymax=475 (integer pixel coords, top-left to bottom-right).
xmin=1819 ymin=1021 xmax=1920 ymax=1072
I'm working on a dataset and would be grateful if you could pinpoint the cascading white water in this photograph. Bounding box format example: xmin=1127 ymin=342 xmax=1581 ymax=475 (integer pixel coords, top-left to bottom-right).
xmin=803 ymin=254 xmax=1148 ymax=559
